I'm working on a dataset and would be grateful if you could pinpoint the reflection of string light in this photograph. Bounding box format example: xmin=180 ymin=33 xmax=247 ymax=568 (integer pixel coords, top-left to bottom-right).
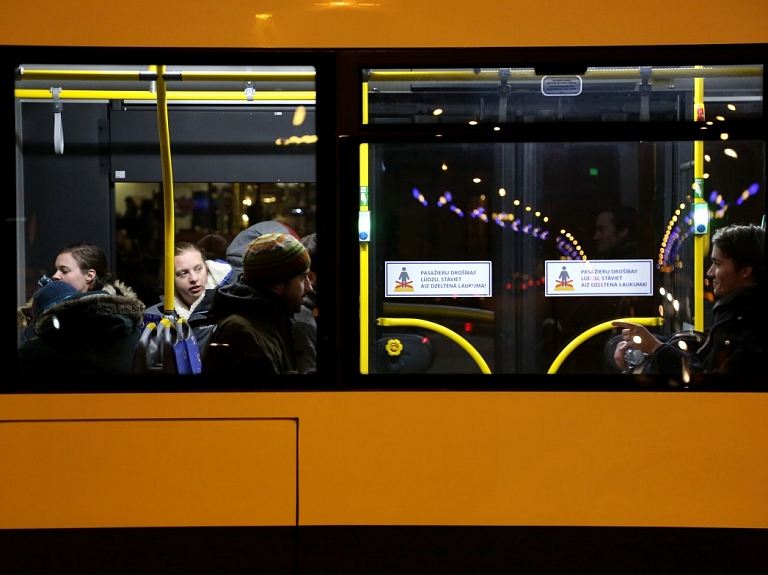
xmin=412 ymin=187 xmax=428 ymax=206
xmin=410 ymin=186 xmax=561 ymax=247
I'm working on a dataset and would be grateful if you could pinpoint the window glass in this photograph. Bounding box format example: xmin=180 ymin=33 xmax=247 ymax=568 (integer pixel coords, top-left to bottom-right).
xmin=363 ymin=139 xmax=765 ymax=374
xmin=365 ymin=65 xmax=763 ymax=124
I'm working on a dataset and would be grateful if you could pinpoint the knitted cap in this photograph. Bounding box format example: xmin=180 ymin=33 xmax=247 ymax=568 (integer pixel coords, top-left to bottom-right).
xmin=242 ymin=233 xmax=310 ymax=286
xmin=32 ymin=280 xmax=79 ymax=317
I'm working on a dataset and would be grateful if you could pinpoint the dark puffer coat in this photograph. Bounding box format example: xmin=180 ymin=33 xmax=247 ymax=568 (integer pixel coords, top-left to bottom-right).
xmin=17 ymin=290 xmax=145 ymax=375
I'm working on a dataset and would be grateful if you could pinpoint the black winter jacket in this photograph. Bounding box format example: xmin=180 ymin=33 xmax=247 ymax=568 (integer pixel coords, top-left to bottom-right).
xmin=201 ymin=280 xmax=298 ymax=377
xmin=647 ymin=284 xmax=765 ymax=376
xmin=17 ymin=290 xmax=145 ymax=375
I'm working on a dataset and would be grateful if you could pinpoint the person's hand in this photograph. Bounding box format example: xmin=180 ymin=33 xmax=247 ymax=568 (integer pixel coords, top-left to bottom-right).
xmin=614 ymin=339 xmax=632 ymax=371
xmin=611 ymin=321 xmax=663 ymax=356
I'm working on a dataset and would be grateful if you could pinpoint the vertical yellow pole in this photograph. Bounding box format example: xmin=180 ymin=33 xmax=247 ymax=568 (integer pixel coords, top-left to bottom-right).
xmin=156 ymin=65 xmax=176 ymax=313
xmin=693 ymin=71 xmax=707 ymax=332
xmin=360 ymin=82 xmax=370 ymax=373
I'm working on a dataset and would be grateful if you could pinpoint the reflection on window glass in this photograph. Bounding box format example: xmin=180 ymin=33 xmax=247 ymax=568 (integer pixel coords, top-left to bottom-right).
xmin=367 ymin=141 xmax=764 ymax=375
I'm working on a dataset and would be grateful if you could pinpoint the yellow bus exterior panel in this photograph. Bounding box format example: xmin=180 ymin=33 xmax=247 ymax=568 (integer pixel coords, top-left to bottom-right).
xmin=1 ymin=1 xmax=767 ymax=49
xmin=1 ymin=392 xmax=766 ymax=529
xmin=0 ymin=417 xmax=297 ymax=529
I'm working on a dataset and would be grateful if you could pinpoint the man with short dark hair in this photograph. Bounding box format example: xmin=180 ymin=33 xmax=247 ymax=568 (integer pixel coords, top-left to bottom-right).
xmin=593 ymin=203 xmax=640 ymax=259
xmin=613 ymin=223 xmax=765 ymax=375
xmin=202 ymin=233 xmax=312 ymax=376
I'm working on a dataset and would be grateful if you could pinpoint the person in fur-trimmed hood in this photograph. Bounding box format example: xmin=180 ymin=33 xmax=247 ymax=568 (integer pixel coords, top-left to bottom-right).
xmin=143 ymin=241 xmax=234 ymax=350
xmin=17 ymin=242 xmax=139 ymax=345
xmin=17 ymin=280 xmax=145 ymax=375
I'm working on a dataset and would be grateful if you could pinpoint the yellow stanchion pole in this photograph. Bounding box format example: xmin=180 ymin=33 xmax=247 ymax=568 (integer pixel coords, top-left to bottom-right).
xmin=156 ymin=65 xmax=176 ymax=314
xmin=693 ymin=70 xmax=708 ymax=332
xmin=360 ymin=81 xmax=370 ymax=373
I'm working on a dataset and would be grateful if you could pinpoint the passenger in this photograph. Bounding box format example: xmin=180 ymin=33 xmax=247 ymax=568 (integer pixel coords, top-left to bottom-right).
xmin=612 ymin=223 xmax=765 ymax=376
xmin=292 ymin=233 xmax=317 ymax=374
xmin=17 ymin=278 xmax=145 ymax=375
xmin=143 ymin=241 xmax=234 ymax=350
xmin=225 ymin=220 xmax=300 ymax=279
xmin=17 ymin=242 xmax=138 ymax=344
xmin=197 ymin=234 xmax=230 ymax=262
xmin=202 ymin=233 xmax=312 ymax=377
xmin=52 ymin=242 xmax=137 ymax=295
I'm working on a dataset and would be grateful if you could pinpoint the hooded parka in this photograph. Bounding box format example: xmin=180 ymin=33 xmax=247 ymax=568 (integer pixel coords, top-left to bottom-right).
xmin=17 ymin=290 xmax=145 ymax=375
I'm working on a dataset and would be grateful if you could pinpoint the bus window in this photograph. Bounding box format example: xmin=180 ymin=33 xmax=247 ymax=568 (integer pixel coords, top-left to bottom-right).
xmin=361 ymin=63 xmax=765 ymax=375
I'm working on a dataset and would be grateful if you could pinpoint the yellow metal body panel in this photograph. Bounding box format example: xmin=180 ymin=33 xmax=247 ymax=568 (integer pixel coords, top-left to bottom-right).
xmin=2 ymin=392 xmax=767 ymax=529
xmin=1 ymin=0 xmax=767 ymax=48
xmin=0 ymin=416 xmax=297 ymax=529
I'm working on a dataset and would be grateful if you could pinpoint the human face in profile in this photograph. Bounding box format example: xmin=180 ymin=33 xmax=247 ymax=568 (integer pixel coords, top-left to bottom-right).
xmin=52 ymin=252 xmax=92 ymax=292
xmin=707 ymin=245 xmax=754 ymax=299
xmin=175 ymin=250 xmax=208 ymax=306
xmin=272 ymin=269 xmax=313 ymax=313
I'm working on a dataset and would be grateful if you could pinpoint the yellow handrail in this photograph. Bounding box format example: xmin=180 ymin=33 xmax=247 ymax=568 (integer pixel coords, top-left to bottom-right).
xmin=156 ymin=65 xmax=176 ymax=314
xmin=367 ymin=66 xmax=762 ymax=83
xmin=17 ymin=68 xmax=315 ymax=83
xmin=377 ymin=317 xmax=492 ymax=374
xmin=693 ymin=69 xmax=708 ymax=332
xmin=547 ymin=317 xmax=664 ymax=374
xmin=360 ymin=80 xmax=370 ymax=374
xmin=15 ymin=89 xmax=316 ymax=101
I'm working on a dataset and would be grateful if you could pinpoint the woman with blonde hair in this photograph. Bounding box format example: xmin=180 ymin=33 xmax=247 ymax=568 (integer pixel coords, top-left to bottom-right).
xmin=143 ymin=241 xmax=234 ymax=350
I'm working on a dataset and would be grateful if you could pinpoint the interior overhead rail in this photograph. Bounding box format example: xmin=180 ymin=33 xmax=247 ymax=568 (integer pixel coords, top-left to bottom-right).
xmin=162 ymin=71 xmax=316 ymax=82
xmin=16 ymin=68 xmax=157 ymax=82
xmin=14 ymin=89 xmax=316 ymax=101
xmin=366 ymin=66 xmax=762 ymax=83
xmin=17 ymin=68 xmax=315 ymax=83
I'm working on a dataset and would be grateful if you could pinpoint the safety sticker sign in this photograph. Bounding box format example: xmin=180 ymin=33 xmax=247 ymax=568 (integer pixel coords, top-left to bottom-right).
xmin=541 ymin=76 xmax=582 ymax=96
xmin=545 ymin=260 xmax=653 ymax=297
xmin=385 ymin=261 xmax=492 ymax=297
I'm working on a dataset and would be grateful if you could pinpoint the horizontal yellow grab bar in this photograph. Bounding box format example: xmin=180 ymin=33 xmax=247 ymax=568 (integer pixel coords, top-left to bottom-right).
xmin=15 ymin=89 xmax=316 ymax=101
xmin=18 ymin=69 xmax=315 ymax=83
xmin=368 ymin=66 xmax=761 ymax=83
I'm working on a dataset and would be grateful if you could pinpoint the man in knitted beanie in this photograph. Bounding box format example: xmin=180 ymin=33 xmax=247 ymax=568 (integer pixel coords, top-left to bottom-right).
xmin=201 ymin=233 xmax=313 ymax=377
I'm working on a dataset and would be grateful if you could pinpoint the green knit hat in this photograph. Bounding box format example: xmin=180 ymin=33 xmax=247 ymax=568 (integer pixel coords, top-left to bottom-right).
xmin=242 ymin=233 xmax=310 ymax=286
